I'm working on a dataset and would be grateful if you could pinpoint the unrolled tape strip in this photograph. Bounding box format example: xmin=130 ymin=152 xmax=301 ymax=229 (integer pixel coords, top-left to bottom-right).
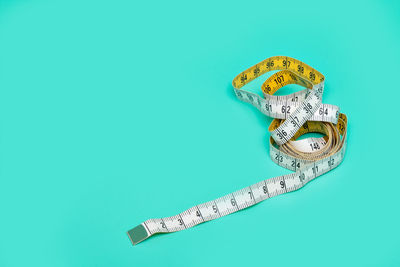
xmin=127 ymin=56 xmax=348 ymax=246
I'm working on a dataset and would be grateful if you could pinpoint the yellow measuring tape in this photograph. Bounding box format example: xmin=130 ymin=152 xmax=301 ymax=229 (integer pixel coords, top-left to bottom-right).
xmin=127 ymin=56 xmax=347 ymax=246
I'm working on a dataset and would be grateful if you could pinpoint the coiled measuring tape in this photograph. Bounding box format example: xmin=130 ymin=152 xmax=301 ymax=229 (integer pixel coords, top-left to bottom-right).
xmin=127 ymin=56 xmax=348 ymax=246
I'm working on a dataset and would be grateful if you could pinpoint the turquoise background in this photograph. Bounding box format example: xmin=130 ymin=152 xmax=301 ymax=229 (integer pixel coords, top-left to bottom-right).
xmin=1 ymin=0 xmax=400 ymax=266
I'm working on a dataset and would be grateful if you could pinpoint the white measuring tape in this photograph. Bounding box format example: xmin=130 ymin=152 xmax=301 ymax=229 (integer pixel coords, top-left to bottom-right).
xmin=127 ymin=56 xmax=348 ymax=246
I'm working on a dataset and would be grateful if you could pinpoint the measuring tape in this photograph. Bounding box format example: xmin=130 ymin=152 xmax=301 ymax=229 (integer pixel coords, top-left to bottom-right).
xmin=127 ymin=56 xmax=348 ymax=246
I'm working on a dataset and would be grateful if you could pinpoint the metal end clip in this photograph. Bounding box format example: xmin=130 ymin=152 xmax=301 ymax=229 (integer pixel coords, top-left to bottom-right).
xmin=127 ymin=224 xmax=150 ymax=246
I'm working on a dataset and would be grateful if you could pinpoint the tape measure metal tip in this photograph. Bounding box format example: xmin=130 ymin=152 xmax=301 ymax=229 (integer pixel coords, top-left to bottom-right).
xmin=127 ymin=224 xmax=149 ymax=246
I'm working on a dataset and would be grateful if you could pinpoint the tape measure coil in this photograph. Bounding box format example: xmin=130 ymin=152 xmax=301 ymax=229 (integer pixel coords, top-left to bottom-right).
xmin=127 ymin=56 xmax=348 ymax=246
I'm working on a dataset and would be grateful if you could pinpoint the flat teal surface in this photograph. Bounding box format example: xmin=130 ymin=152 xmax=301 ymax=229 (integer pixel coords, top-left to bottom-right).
xmin=1 ymin=0 xmax=400 ymax=266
